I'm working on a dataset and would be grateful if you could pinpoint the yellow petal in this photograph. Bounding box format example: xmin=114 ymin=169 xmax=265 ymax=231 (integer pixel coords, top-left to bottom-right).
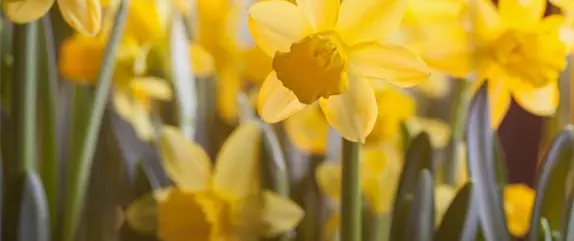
xmin=213 ymin=121 xmax=262 ymax=201
xmin=124 ymin=0 xmax=163 ymax=43
xmin=296 ymin=0 xmax=339 ymax=31
xmin=420 ymin=25 xmax=475 ymax=77
xmin=284 ymin=106 xmax=329 ymax=154
xmin=488 ymin=80 xmax=512 ymax=129
xmin=349 ymin=42 xmax=431 ymax=87
xmin=470 ymin=0 xmax=502 ymax=41
xmin=499 ymin=0 xmax=545 ymax=28
xmin=58 ymin=0 xmax=102 ymax=36
xmin=511 ymin=81 xmax=559 ymax=117
xmin=158 ymin=126 xmax=213 ymax=191
xmin=242 ymin=46 xmax=273 ymax=85
xmin=406 ymin=117 xmax=452 ymax=149
xmin=131 ymin=77 xmax=173 ymax=101
xmin=316 ymin=161 xmax=342 ymax=200
xmin=260 ymin=191 xmax=305 ymax=237
xmin=157 ymin=189 xmax=213 ymax=241
xmin=504 ymin=184 xmax=535 ymax=237
xmin=3 ymin=0 xmax=54 ymax=24
xmin=113 ymin=91 xmax=133 ymax=121
xmin=417 ymin=72 xmax=451 ymax=99
xmin=126 ymin=192 xmax=159 ymax=234
xmin=324 ymin=212 xmax=341 ymax=240
xmin=189 ymin=42 xmax=215 ymax=78
xmin=217 ymin=69 xmax=242 ymax=122
xmin=320 ymin=73 xmax=378 ymax=142
xmin=360 ymin=144 xmax=401 ymax=214
xmin=132 ymin=105 xmax=155 ymax=141
xmin=248 ymin=0 xmax=312 ymax=57
xmin=258 ymin=72 xmax=307 ymax=123
xmin=336 ymin=0 xmax=407 ymax=45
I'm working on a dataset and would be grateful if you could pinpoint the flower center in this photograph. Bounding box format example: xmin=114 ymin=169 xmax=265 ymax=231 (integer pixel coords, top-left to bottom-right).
xmin=273 ymin=32 xmax=348 ymax=104
xmin=491 ymin=30 xmax=566 ymax=87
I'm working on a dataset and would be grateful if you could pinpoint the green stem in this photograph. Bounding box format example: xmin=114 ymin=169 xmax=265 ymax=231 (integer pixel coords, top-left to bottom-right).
xmin=39 ymin=16 xmax=59 ymax=232
xmin=13 ymin=22 xmax=39 ymax=174
xmin=341 ymin=139 xmax=361 ymax=241
xmin=445 ymin=79 xmax=471 ymax=186
xmin=62 ymin=2 xmax=130 ymax=240
xmin=370 ymin=214 xmax=388 ymax=241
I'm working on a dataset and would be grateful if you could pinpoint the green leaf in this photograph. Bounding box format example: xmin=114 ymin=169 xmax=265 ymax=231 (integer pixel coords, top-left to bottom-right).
xmin=540 ymin=218 xmax=553 ymax=241
xmin=493 ymin=132 xmax=508 ymax=191
xmin=564 ymin=194 xmax=574 ymax=241
xmin=405 ymin=169 xmax=434 ymax=241
xmin=466 ymin=85 xmax=510 ymax=241
xmin=529 ymin=128 xmax=574 ymax=241
xmin=390 ymin=133 xmax=432 ymax=241
xmin=434 ymin=182 xmax=474 ymax=241
xmin=18 ymin=171 xmax=49 ymax=241
xmin=400 ymin=122 xmax=411 ymax=153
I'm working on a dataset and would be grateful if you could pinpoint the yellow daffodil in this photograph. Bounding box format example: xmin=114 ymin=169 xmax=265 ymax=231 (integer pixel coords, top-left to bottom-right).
xmin=59 ymin=34 xmax=107 ymax=84
xmin=316 ymin=145 xmax=402 ymax=239
xmin=190 ymin=42 xmax=216 ymax=78
xmin=126 ymin=122 xmax=304 ymax=241
xmin=422 ymin=0 xmax=568 ymax=128
xmin=249 ymin=0 xmax=431 ymax=142
xmin=3 ymin=0 xmax=101 ymax=36
xmin=503 ymin=184 xmax=535 ymax=237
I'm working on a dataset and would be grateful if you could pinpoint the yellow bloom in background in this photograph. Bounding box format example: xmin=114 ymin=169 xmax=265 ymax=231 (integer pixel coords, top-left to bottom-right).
xmin=249 ymin=0 xmax=430 ymax=142
xmin=284 ymin=105 xmax=329 ymax=154
xmin=242 ymin=46 xmax=273 ymax=85
xmin=190 ymin=42 xmax=216 ymax=78
xmin=124 ymin=0 xmax=167 ymax=45
xmin=113 ymin=76 xmax=173 ymax=141
xmin=59 ymin=34 xmax=106 ymax=84
xmin=434 ymin=184 xmax=457 ymax=226
xmin=4 ymin=0 xmax=101 ymax=36
xmin=316 ymin=145 xmax=402 ymax=239
xmin=504 ymin=184 xmax=535 ymax=237
xmin=125 ymin=122 xmax=304 ymax=240
xmin=416 ymin=72 xmax=451 ymax=99
xmin=422 ymin=0 xmax=568 ymax=128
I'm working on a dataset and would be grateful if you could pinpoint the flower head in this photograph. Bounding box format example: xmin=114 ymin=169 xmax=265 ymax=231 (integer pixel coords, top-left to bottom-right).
xmin=422 ymin=0 xmax=568 ymax=128
xmin=126 ymin=121 xmax=304 ymax=241
xmin=249 ymin=0 xmax=430 ymax=142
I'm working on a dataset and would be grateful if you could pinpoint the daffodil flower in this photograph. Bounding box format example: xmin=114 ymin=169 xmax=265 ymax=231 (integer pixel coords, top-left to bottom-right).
xmin=422 ymin=0 xmax=568 ymax=128
xmin=249 ymin=0 xmax=431 ymax=142
xmin=125 ymin=122 xmax=304 ymax=241
xmin=316 ymin=145 xmax=402 ymax=239
xmin=503 ymin=184 xmax=535 ymax=237
xmin=4 ymin=0 xmax=101 ymax=36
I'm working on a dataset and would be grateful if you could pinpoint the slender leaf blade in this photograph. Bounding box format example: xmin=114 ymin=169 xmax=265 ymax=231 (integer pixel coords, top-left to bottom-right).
xmin=434 ymin=182 xmax=474 ymax=241
xmin=405 ymin=169 xmax=434 ymax=241
xmin=18 ymin=171 xmax=49 ymax=241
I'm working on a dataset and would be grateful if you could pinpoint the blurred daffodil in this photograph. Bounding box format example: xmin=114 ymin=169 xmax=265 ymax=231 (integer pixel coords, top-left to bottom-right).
xmin=316 ymin=145 xmax=402 ymax=239
xmin=125 ymin=122 xmax=304 ymax=240
xmin=504 ymin=184 xmax=535 ymax=237
xmin=190 ymin=42 xmax=216 ymax=78
xmin=59 ymin=34 xmax=107 ymax=84
xmin=422 ymin=0 xmax=568 ymax=128
xmin=3 ymin=0 xmax=101 ymax=35
xmin=434 ymin=184 xmax=457 ymax=226
xmin=249 ymin=0 xmax=430 ymax=142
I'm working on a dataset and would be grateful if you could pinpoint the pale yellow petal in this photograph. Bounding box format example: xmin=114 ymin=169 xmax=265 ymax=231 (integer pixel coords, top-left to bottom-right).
xmin=320 ymin=73 xmax=377 ymax=143
xmin=58 ymin=0 xmax=102 ymax=35
xmin=284 ymin=106 xmax=329 ymax=154
xmin=132 ymin=105 xmax=155 ymax=141
xmin=420 ymin=25 xmax=475 ymax=77
xmin=258 ymin=72 xmax=307 ymax=123
xmin=511 ymin=81 xmax=559 ymax=117
xmin=126 ymin=192 xmax=159 ymax=234
xmin=131 ymin=77 xmax=173 ymax=101
xmin=360 ymin=145 xmax=401 ymax=214
xmin=471 ymin=0 xmax=503 ymax=41
xmin=296 ymin=0 xmax=339 ymax=31
xmin=3 ymin=0 xmax=54 ymax=24
xmin=488 ymin=81 xmax=512 ymax=129
xmin=213 ymin=121 xmax=262 ymax=201
xmin=189 ymin=42 xmax=215 ymax=78
xmin=261 ymin=191 xmax=305 ymax=237
xmin=248 ymin=0 xmax=312 ymax=57
xmin=336 ymin=0 xmax=407 ymax=45
xmin=406 ymin=117 xmax=452 ymax=149
xmin=499 ymin=0 xmax=545 ymax=28
xmin=158 ymin=126 xmax=212 ymax=191
xmin=113 ymin=91 xmax=133 ymax=121
xmin=316 ymin=161 xmax=342 ymax=200
xmin=349 ymin=42 xmax=431 ymax=87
